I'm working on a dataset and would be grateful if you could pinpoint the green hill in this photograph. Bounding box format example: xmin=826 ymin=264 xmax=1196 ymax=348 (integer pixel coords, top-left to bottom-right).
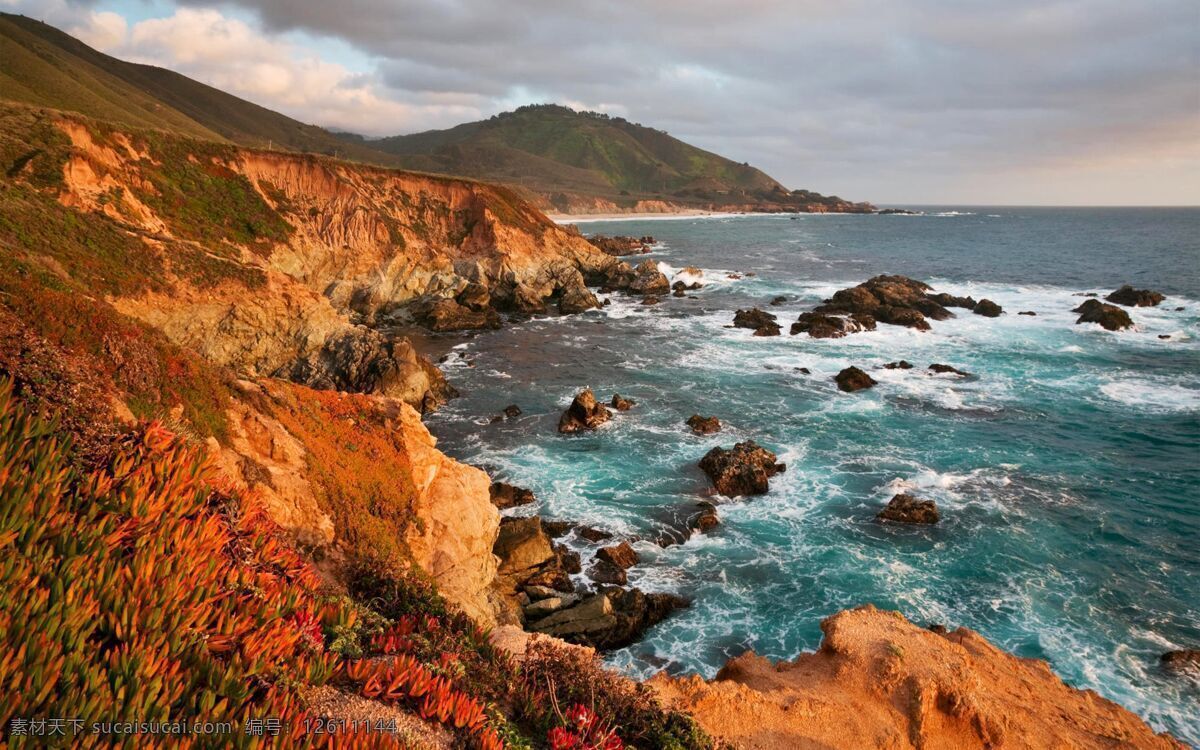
xmin=362 ymin=104 xmax=866 ymax=211
xmin=0 ymin=13 xmax=390 ymax=162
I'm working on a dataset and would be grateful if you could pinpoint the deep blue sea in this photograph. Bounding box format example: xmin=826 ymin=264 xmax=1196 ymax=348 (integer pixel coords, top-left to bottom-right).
xmin=425 ymin=207 xmax=1200 ymax=744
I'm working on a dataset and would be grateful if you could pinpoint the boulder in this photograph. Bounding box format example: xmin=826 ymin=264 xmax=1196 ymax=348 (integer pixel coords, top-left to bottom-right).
xmin=503 ymin=404 xmax=522 ymax=419
xmin=494 ymin=517 xmax=556 ymax=586
xmin=876 ymin=493 xmax=940 ymax=524
xmin=690 ymin=504 xmax=720 ymax=533
xmin=973 ymin=299 xmax=1003 ymax=317
xmin=733 ymin=308 xmax=781 ymax=336
xmin=928 ymin=364 xmax=971 ymax=377
xmin=1107 ymin=285 xmax=1165 ymax=307
xmin=641 ymin=295 xmax=661 ymax=305
xmin=1074 ymin=299 xmax=1133 ymax=331
xmin=529 ymin=588 xmax=688 ymax=650
xmin=883 ymin=360 xmax=913 ymax=370
xmin=698 ymin=440 xmax=786 ymax=497
xmin=835 ymin=366 xmax=877 ymax=392
xmin=422 ymin=298 xmax=502 ymax=331
xmin=790 ymin=312 xmax=875 ymax=338
xmin=524 ymin=595 xmax=580 ymax=620
xmin=610 ymin=394 xmax=636 ymax=411
xmin=587 ymin=559 xmax=628 ymax=585
xmin=558 ymin=388 xmax=612 ymax=433
xmin=489 ymin=481 xmax=536 ymax=509
xmin=929 ymin=292 xmax=977 ymax=310
xmin=523 ymin=567 xmax=573 ymax=592
xmin=577 ymin=526 xmax=613 ymax=543
xmin=629 ymin=260 xmax=670 ymax=295
xmin=687 ymin=414 xmax=722 ymax=435
xmin=558 ymin=282 xmax=600 ymax=314
xmin=542 ymin=520 xmax=573 ymax=538
xmin=555 ymin=544 xmax=582 ymax=574
xmin=597 ymin=541 xmax=639 ymax=569
xmin=1160 ymin=649 xmax=1199 ymax=673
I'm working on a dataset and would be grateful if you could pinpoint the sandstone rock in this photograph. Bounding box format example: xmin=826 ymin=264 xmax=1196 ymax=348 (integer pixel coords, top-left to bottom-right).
xmin=648 ymin=604 xmax=1184 ymax=750
xmin=733 ymin=308 xmax=781 ymax=336
xmin=1107 ymin=285 xmax=1165 ymax=307
xmin=686 ymin=414 xmax=721 ymax=434
xmin=698 ymin=440 xmax=786 ymax=497
xmin=495 ymin=517 xmax=555 ymax=586
xmin=587 ymin=559 xmax=628 ymax=585
xmin=610 ymin=394 xmax=636 ymax=411
xmin=523 ymin=567 xmax=573 ymax=592
xmin=455 ymin=282 xmax=491 ymax=311
xmin=596 ymin=541 xmax=639 ymax=570
xmin=1074 ymin=299 xmax=1134 ymax=331
xmin=973 ymin=299 xmax=1003 ymax=317
xmin=524 ymin=595 xmax=580 ymax=619
xmin=629 ymin=260 xmax=670 ymax=295
xmin=421 ymin=298 xmax=502 ymax=331
xmin=558 ymin=388 xmax=612 ymax=433
xmin=928 ymin=363 xmax=971 ymax=377
xmin=524 ymin=585 xmax=561 ymax=600
xmin=877 ymin=493 xmax=939 ymax=524
xmin=883 ymin=360 xmax=913 ymax=370
xmin=489 ymin=481 xmax=536 ymax=510
xmin=530 ymin=588 xmax=687 ymax=650
xmin=555 ymin=544 xmax=582 ymax=574
xmin=835 ymin=366 xmax=877 ymax=392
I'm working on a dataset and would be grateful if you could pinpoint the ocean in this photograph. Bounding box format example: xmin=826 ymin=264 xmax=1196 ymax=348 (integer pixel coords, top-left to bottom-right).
xmin=424 ymin=207 xmax=1200 ymax=744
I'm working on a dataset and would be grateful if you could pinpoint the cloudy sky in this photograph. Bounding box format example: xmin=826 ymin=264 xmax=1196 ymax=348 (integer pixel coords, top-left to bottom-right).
xmin=9 ymin=0 xmax=1199 ymax=204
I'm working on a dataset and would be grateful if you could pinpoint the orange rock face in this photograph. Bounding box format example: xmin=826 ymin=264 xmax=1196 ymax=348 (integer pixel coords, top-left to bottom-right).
xmin=649 ymin=605 xmax=1185 ymax=750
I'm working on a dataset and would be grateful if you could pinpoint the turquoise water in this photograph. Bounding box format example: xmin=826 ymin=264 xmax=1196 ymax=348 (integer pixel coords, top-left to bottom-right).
xmin=425 ymin=208 xmax=1200 ymax=744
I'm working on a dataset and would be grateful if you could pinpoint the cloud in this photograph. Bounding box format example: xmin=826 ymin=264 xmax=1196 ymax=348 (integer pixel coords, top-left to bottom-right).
xmin=7 ymin=0 xmax=1198 ymax=203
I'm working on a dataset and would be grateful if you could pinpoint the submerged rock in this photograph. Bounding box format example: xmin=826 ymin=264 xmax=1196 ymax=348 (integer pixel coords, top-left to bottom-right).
xmin=698 ymin=440 xmax=786 ymax=497
xmin=835 ymin=366 xmax=877 ymax=392
xmin=490 ymin=481 xmax=536 ymax=510
xmin=558 ymin=388 xmax=612 ymax=433
xmin=928 ymin=363 xmax=971 ymax=377
xmin=687 ymin=414 xmax=722 ymax=435
xmin=1074 ymin=299 xmax=1134 ymax=331
xmin=973 ymin=299 xmax=1003 ymax=317
xmin=876 ymin=493 xmax=940 ymax=524
xmin=1107 ymin=285 xmax=1165 ymax=307
xmin=610 ymin=394 xmax=636 ymax=411
xmin=733 ymin=308 xmax=781 ymax=336
xmin=883 ymin=360 xmax=913 ymax=370
xmin=503 ymin=404 xmax=522 ymax=418
xmin=641 ymin=295 xmax=661 ymax=305
xmin=690 ymin=503 xmax=720 ymax=533
xmin=770 ymin=295 xmax=788 ymax=306
xmin=1018 ymin=310 xmax=1038 ymax=316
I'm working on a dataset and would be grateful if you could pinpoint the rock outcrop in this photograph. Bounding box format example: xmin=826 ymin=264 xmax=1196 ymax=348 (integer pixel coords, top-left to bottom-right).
xmin=733 ymin=308 xmax=782 ymax=336
xmin=876 ymin=493 xmax=940 ymax=524
xmin=928 ymin=363 xmax=971 ymax=377
xmin=1107 ymin=285 xmax=1165 ymax=307
xmin=628 ymin=260 xmax=671 ymax=296
xmin=973 ymin=298 xmax=1003 ymax=317
xmin=835 ymin=366 xmax=877 ymax=392
xmin=610 ymin=394 xmax=636 ymax=411
xmin=489 ymin=481 xmax=536 ymax=510
xmin=528 ymin=587 xmax=687 ymax=650
xmin=585 ymin=234 xmax=655 ymax=256
xmin=1075 ymin=299 xmax=1134 ymax=331
xmin=698 ymin=441 xmax=786 ymax=497
xmin=789 ymin=311 xmax=875 ymax=338
xmin=649 ymin=605 xmax=1185 ymax=750
xmin=558 ymin=388 xmax=612 ymax=433
xmin=686 ymin=414 xmax=721 ymax=435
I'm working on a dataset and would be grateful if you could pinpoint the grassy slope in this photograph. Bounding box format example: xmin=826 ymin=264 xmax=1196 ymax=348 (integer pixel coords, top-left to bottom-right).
xmin=370 ymin=104 xmax=785 ymax=202
xmin=0 ymin=13 xmax=393 ymax=163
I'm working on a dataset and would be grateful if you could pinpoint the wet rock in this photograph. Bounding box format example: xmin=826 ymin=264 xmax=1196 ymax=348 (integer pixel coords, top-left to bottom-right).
xmin=558 ymin=388 xmax=612 ymax=433
xmin=733 ymin=308 xmax=781 ymax=336
xmin=789 ymin=311 xmax=875 ymax=338
xmin=928 ymin=364 xmax=971 ymax=377
xmin=770 ymin=295 xmax=788 ymax=306
xmin=629 ymin=260 xmax=671 ymax=295
xmin=687 ymin=414 xmax=722 ymax=435
xmin=1158 ymin=334 xmax=1171 ymax=340
xmin=876 ymin=494 xmax=940 ymax=525
xmin=422 ymin=298 xmax=502 ymax=331
xmin=503 ymin=404 xmax=522 ymax=418
xmin=558 ymin=281 xmax=601 ymax=314
xmin=690 ymin=504 xmax=720 ymax=533
xmin=1074 ymin=299 xmax=1133 ymax=331
xmin=577 ymin=526 xmax=613 ymax=543
xmin=587 ymin=559 xmax=627 ymax=585
xmin=610 ymin=394 xmax=636 ymax=411
xmin=929 ymin=292 xmax=978 ymax=310
xmin=1018 ymin=311 xmax=1037 ymax=316
xmin=883 ymin=360 xmax=913 ymax=370
xmin=641 ymin=295 xmax=661 ymax=305
xmin=795 ymin=367 xmax=811 ymax=375
xmin=489 ymin=481 xmax=536 ymax=510
xmin=672 ymin=289 xmax=687 ymax=298
xmin=835 ymin=366 xmax=877 ymax=392
xmin=542 ymin=520 xmax=573 ymax=538
xmin=698 ymin=440 xmax=786 ymax=497
xmin=1160 ymin=649 xmax=1200 ymax=673
xmin=811 ymin=275 xmax=944 ymax=332
xmin=555 ymin=544 xmax=582 ymax=574
xmin=597 ymin=541 xmax=639 ymax=570
xmin=973 ymin=299 xmax=1003 ymax=317
xmin=1106 ymin=285 xmax=1165 ymax=307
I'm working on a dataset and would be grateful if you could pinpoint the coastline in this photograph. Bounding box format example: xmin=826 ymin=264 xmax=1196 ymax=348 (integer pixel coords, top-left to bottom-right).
xmin=549 ymin=210 xmax=781 ymax=224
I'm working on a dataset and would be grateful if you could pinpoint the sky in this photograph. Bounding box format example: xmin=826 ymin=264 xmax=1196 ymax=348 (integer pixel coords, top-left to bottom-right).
xmin=7 ymin=0 xmax=1199 ymax=205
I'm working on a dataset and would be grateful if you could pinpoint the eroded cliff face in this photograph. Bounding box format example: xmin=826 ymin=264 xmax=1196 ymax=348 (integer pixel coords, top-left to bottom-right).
xmin=649 ymin=605 xmax=1185 ymax=750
